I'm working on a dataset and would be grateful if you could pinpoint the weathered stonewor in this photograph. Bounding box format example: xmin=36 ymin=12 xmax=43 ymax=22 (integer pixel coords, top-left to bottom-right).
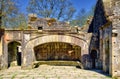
xmin=88 ymin=0 xmax=120 ymax=77
xmin=0 ymin=28 xmax=4 ymax=70
xmin=0 ymin=0 xmax=120 ymax=78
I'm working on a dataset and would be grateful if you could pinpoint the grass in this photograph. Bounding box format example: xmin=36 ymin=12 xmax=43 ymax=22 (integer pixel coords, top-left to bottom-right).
xmin=0 ymin=77 xmax=3 ymax=79
xmin=11 ymin=74 xmax=17 ymax=79
xmin=112 ymin=77 xmax=118 ymax=79
xmin=32 ymin=77 xmax=34 ymax=79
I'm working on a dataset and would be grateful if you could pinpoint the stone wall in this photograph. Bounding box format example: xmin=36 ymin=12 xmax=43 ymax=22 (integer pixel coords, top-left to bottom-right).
xmin=99 ymin=22 xmax=112 ymax=75
xmin=0 ymin=29 xmax=92 ymax=69
xmin=0 ymin=29 xmax=4 ymax=70
xmin=111 ymin=0 xmax=120 ymax=77
xmin=89 ymin=0 xmax=120 ymax=77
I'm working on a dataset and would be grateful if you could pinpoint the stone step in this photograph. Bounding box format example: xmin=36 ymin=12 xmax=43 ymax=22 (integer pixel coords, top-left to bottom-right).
xmin=32 ymin=61 xmax=83 ymax=68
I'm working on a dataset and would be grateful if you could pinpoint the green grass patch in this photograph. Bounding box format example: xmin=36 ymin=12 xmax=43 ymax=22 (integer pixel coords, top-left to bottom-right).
xmin=11 ymin=74 xmax=17 ymax=79
xmin=0 ymin=77 xmax=3 ymax=79
xmin=112 ymin=77 xmax=118 ymax=79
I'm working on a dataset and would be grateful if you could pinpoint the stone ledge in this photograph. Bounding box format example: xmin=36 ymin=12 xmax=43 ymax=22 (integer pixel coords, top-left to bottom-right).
xmin=32 ymin=61 xmax=83 ymax=69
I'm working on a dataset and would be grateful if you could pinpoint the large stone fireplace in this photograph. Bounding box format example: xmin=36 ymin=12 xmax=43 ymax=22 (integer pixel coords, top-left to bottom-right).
xmin=34 ymin=42 xmax=81 ymax=61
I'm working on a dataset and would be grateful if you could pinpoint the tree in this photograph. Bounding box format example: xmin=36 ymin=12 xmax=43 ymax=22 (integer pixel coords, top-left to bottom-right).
xmin=9 ymin=13 xmax=27 ymax=29
xmin=70 ymin=6 xmax=95 ymax=27
xmin=0 ymin=0 xmax=19 ymax=28
xmin=70 ymin=8 xmax=87 ymax=27
xmin=0 ymin=0 xmax=4 ymax=28
xmin=17 ymin=14 xmax=27 ymax=29
xmin=27 ymin=0 xmax=76 ymax=21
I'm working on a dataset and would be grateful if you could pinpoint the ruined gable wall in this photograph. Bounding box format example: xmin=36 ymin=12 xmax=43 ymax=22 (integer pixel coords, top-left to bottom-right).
xmin=88 ymin=0 xmax=108 ymax=69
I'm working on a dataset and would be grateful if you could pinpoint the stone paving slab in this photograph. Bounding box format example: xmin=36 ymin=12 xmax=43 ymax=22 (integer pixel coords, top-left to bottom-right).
xmin=0 ymin=65 xmax=112 ymax=79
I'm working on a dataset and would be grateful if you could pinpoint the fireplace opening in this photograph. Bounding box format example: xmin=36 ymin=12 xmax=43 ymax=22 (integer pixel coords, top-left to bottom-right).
xmin=34 ymin=42 xmax=81 ymax=61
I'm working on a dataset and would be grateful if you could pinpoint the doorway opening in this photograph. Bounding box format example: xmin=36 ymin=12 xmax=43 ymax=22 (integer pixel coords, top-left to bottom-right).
xmin=90 ymin=50 xmax=97 ymax=69
xmin=8 ymin=41 xmax=21 ymax=67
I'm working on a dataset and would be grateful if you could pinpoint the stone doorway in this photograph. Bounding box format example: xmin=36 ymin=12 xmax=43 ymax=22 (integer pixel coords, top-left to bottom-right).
xmin=34 ymin=42 xmax=81 ymax=61
xmin=8 ymin=41 xmax=21 ymax=67
xmin=90 ymin=50 xmax=97 ymax=69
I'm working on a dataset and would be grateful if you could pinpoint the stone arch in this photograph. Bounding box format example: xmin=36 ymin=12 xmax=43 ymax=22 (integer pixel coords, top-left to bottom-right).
xmin=90 ymin=49 xmax=98 ymax=69
xmin=90 ymin=48 xmax=99 ymax=57
xmin=7 ymin=41 xmax=21 ymax=45
xmin=8 ymin=41 xmax=22 ymax=67
xmin=22 ymin=35 xmax=89 ymax=69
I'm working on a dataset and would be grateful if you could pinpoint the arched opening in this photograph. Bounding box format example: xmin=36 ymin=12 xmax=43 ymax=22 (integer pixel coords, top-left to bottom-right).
xmin=34 ymin=42 xmax=81 ymax=61
xmin=23 ymin=35 xmax=89 ymax=69
xmin=90 ymin=50 xmax=97 ymax=69
xmin=8 ymin=41 xmax=21 ymax=67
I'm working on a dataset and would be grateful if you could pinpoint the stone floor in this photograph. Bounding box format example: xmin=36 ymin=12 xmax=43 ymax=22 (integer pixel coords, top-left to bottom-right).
xmin=0 ymin=65 xmax=112 ymax=79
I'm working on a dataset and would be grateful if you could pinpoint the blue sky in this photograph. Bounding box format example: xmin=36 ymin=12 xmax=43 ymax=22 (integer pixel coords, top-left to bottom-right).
xmin=19 ymin=0 xmax=97 ymax=14
xmin=71 ymin=0 xmax=97 ymax=12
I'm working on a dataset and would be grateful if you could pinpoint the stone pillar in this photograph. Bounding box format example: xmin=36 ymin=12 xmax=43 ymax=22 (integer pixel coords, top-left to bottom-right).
xmin=102 ymin=38 xmax=106 ymax=72
xmin=0 ymin=29 xmax=3 ymax=69
xmin=112 ymin=0 xmax=120 ymax=77
xmin=0 ymin=36 xmax=2 ymax=69
xmin=3 ymin=41 xmax=8 ymax=69
xmin=22 ymin=48 xmax=35 ymax=69
xmin=81 ymin=44 xmax=90 ymax=69
xmin=22 ymin=33 xmax=34 ymax=69
xmin=0 ymin=34 xmax=8 ymax=69
xmin=0 ymin=28 xmax=4 ymax=56
xmin=109 ymin=28 xmax=112 ymax=76
xmin=99 ymin=30 xmax=103 ymax=61
xmin=111 ymin=34 xmax=120 ymax=77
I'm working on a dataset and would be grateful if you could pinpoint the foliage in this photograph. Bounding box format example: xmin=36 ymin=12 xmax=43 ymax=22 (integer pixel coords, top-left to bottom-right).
xmin=70 ymin=6 xmax=95 ymax=27
xmin=0 ymin=0 xmax=95 ymax=29
xmin=13 ymin=14 xmax=27 ymax=29
xmin=0 ymin=0 xmax=18 ymax=28
xmin=27 ymin=0 xmax=76 ymax=21
xmin=0 ymin=0 xmax=27 ymax=29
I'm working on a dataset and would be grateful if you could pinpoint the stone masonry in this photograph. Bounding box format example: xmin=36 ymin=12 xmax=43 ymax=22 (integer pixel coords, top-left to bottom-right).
xmin=0 ymin=0 xmax=120 ymax=78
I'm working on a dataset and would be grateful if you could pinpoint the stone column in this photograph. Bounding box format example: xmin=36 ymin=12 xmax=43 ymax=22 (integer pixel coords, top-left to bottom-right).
xmin=22 ymin=38 xmax=36 ymax=69
xmin=2 ymin=35 xmax=8 ymax=69
xmin=102 ymin=38 xmax=106 ymax=72
xmin=81 ymin=44 xmax=90 ymax=69
xmin=22 ymin=33 xmax=35 ymax=69
xmin=0 ymin=37 xmax=2 ymax=56
xmin=22 ymin=48 xmax=35 ymax=69
xmin=0 ymin=36 xmax=2 ymax=69
xmin=111 ymin=35 xmax=119 ymax=77
xmin=109 ymin=33 xmax=112 ymax=76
